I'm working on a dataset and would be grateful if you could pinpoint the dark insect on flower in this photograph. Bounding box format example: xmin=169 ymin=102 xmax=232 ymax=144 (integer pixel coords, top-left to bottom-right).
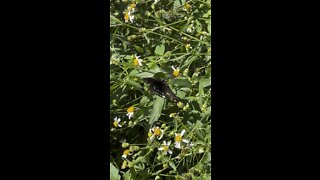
xmin=143 ymin=78 xmax=181 ymax=103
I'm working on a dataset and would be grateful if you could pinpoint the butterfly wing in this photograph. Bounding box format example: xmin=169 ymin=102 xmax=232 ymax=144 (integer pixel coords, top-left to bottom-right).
xmin=162 ymin=82 xmax=181 ymax=103
xmin=143 ymin=78 xmax=181 ymax=103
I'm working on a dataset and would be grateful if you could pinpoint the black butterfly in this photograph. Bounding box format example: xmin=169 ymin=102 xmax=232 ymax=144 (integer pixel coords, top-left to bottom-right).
xmin=143 ymin=78 xmax=181 ymax=103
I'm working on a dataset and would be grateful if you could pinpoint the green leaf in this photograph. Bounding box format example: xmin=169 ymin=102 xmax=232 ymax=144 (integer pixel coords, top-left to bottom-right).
xmin=168 ymin=160 xmax=177 ymax=171
xmin=177 ymin=90 xmax=186 ymax=98
xmin=110 ymin=163 xmax=120 ymax=180
xmin=207 ymin=21 xmax=211 ymax=34
xmin=172 ymin=78 xmax=192 ymax=88
xmin=195 ymin=20 xmax=202 ymax=32
xmin=199 ymin=78 xmax=211 ymax=88
xmin=136 ymin=72 xmax=154 ymax=78
xmin=126 ymin=79 xmax=143 ymax=89
xmin=140 ymin=96 xmax=150 ymax=106
xmin=129 ymin=69 xmax=139 ymax=76
xmin=149 ymin=96 xmax=164 ymax=126
xmin=123 ymin=170 xmax=131 ymax=180
xmin=155 ymin=44 xmax=165 ymax=55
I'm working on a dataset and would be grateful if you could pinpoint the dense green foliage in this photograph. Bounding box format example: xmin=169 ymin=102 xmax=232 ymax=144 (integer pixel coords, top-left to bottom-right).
xmin=110 ymin=0 xmax=211 ymax=179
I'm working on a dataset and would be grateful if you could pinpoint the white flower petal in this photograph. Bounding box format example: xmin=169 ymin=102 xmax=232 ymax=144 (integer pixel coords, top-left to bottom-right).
xmin=150 ymin=134 xmax=155 ymax=141
xmin=158 ymin=147 xmax=164 ymax=151
xmin=181 ymin=129 xmax=185 ymax=136
xmin=182 ymin=139 xmax=189 ymax=143
xmin=168 ymin=150 xmax=173 ymax=154
xmin=175 ymin=142 xmax=181 ymax=149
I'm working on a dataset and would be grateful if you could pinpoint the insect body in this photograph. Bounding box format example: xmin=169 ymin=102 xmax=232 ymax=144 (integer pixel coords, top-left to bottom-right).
xmin=143 ymin=78 xmax=181 ymax=103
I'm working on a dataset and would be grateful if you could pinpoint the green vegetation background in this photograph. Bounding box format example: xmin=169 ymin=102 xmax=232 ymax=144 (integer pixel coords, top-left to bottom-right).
xmin=110 ymin=0 xmax=211 ymax=179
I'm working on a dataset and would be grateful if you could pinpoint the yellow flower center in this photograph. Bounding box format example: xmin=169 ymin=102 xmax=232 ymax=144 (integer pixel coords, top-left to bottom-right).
xmin=175 ymin=134 xmax=182 ymax=142
xmin=154 ymin=127 xmax=161 ymax=136
xmin=127 ymin=106 xmax=134 ymax=113
xmin=185 ymin=3 xmax=191 ymax=11
xmin=163 ymin=145 xmax=168 ymax=152
xmin=173 ymin=69 xmax=179 ymax=77
xmin=113 ymin=121 xmax=118 ymax=127
xmin=124 ymin=12 xmax=129 ymax=21
xmin=123 ymin=149 xmax=130 ymax=155
xmin=170 ymin=113 xmax=176 ymax=117
xmin=185 ymin=44 xmax=191 ymax=49
xmin=133 ymin=58 xmax=139 ymax=66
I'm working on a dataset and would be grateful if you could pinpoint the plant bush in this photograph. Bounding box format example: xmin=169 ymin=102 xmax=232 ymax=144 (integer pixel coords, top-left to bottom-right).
xmin=110 ymin=0 xmax=211 ymax=179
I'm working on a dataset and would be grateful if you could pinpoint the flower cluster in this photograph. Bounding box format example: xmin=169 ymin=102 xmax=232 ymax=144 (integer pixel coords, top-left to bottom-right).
xmin=123 ymin=3 xmax=136 ymax=23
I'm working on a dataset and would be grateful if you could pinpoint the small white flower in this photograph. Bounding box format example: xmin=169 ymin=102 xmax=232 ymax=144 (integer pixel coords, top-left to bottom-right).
xmin=122 ymin=149 xmax=131 ymax=159
xmin=158 ymin=141 xmax=173 ymax=155
xmin=171 ymin=66 xmax=180 ymax=77
xmin=148 ymin=126 xmax=164 ymax=141
xmin=129 ymin=11 xmax=134 ymax=23
xmin=133 ymin=54 xmax=143 ymax=66
xmin=126 ymin=106 xmax=134 ymax=120
xmin=186 ymin=25 xmax=195 ymax=33
xmin=124 ymin=10 xmax=134 ymax=23
xmin=174 ymin=129 xmax=190 ymax=149
xmin=113 ymin=117 xmax=122 ymax=127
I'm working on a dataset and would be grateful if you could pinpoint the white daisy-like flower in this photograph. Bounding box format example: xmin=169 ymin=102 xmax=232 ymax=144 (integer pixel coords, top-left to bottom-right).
xmin=113 ymin=117 xmax=122 ymax=127
xmin=174 ymin=129 xmax=190 ymax=149
xmin=133 ymin=54 xmax=143 ymax=66
xmin=124 ymin=10 xmax=134 ymax=23
xmin=148 ymin=126 xmax=164 ymax=141
xmin=158 ymin=141 xmax=173 ymax=155
xmin=122 ymin=149 xmax=131 ymax=159
xmin=126 ymin=106 xmax=134 ymax=120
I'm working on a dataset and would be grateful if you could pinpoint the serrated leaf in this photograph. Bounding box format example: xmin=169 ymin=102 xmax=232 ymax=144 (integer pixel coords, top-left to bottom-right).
xmin=199 ymin=78 xmax=211 ymax=88
xmin=168 ymin=160 xmax=177 ymax=171
xmin=123 ymin=170 xmax=131 ymax=180
xmin=172 ymin=78 xmax=192 ymax=88
xmin=140 ymin=96 xmax=150 ymax=106
xmin=110 ymin=163 xmax=120 ymax=180
xmin=155 ymin=44 xmax=165 ymax=55
xmin=177 ymin=90 xmax=186 ymax=98
xmin=149 ymin=96 xmax=164 ymax=126
xmin=126 ymin=79 xmax=143 ymax=89
xmin=136 ymin=72 xmax=154 ymax=78
xmin=129 ymin=69 xmax=139 ymax=76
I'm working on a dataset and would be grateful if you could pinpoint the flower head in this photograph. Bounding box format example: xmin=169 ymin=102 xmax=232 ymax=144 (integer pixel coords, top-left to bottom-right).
xmin=148 ymin=126 xmax=164 ymax=141
xmin=113 ymin=117 xmax=122 ymax=127
xmin=122 ymin=149 xmax=131 ymax=159
xmin=126 ymin=106 xmax=135 ymax=119
xmin=133 ymin=55 xmax=143 ymax=66
xmin=158 ymin=141 xmax=173 ymax=155
xmin=127 ymin=3 xmax=136 ymax=13
xmin=124 ymin=10 xmax=134 ymax=23
xmin=174 ymin=129 xmax=190 ymax=149
xmin=172 ymin=66 xmax=180 ymax=77
xmin=185 ymin=44 xmax=192 ymax=51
